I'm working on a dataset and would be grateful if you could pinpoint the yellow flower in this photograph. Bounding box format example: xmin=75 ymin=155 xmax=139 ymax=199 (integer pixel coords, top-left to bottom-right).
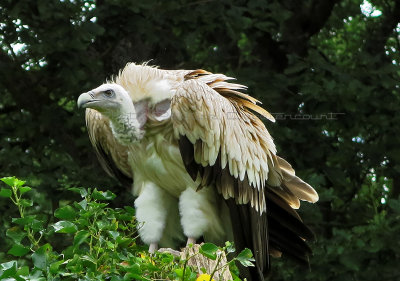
xmin=196 ymin=273 xmax=215 ymax=281
xmin=139 ymin=252 xmax=155 ymax=265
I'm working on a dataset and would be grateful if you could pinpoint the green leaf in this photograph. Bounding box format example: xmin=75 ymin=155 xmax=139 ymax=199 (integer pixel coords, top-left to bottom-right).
xmin=92 ymin=189 xmax=116 ymax=201
xmin=12 ymin=215 xmax=35 ymax=226
xmin=76 ymin=217 xmax=89 ymax=227
xmin=160 ymin=253 xmax=174 ymax=264
xmin=174 ymin=267 xmax=196 ymax=281
xmin=54 ymin=205 xmax=77 ymax=220
xmin=108 ymin=230 xmax=120 ymax=240
xmin=20 ymin=199 xmax=33 ymax=207
xmin=236 ymin=248 xmax=255 ymax=267
xmin=68 ymin=187 xmax=88 ymax=197
xmin=52 ymin=221 xmax=78 ymax=233
xmin=16 ymin=265 xmax=29 ymax=276
xmin=32 ymin=244 xmax=52 ymax=270
xmin=14 ymin=179 xmax=26 ymax=187
xmin=81 ymin=255 xmax=97 ymax=265
xmin=32 ymin=253 xmax=46 ymax=270
xmin=11 ymin=216 xmax=44 ymax=231
xmin=125 ymin=262 xmax=141 ymax=274
xmin=74 ymin=230 xmax=90 ymax=247
xmin=6 ymin=227 xmax=26 ymax=243
xmin=0 ymin=261 xmax=17 ymax=279
xmin=187 ymin=270 xmax=197 ymax=281
xmin=106 ymin=240 xmax=115 ymax=249
xmin=117 ymin=237 xmax=133 ymax=248
xmin=19 ymin=186 xmax=32 ymax=194
xmin=225 ymin=241 xmax=235 ymax=253
xmin=7 ymin=243 xmax=30 ymax=257
xmin=1 ymin=176 xmax=25 ymax=187
xmin=0 ymin=188 xmax=12 ymax=198
xmin=96 ymin=220 xmax=108 ymax=230
xmin=174 ymin=268 xmax=184 ymax=279
xmin=199 ymin=243 xmax=219 ymax=260
xmin=124 ymin=206 xmax=135 ymax=214
xmin=77 ymin=199 xmax=87 ymax=210
xmin=31 ymin=218 xmax=45 ymax=231
xmin=49 ymin=260 xmax=64 ymax=274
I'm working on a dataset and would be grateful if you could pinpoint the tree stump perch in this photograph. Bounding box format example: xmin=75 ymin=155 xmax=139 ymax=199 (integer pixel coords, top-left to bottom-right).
xmin=180 ymin=244 xmax=233 ymax=281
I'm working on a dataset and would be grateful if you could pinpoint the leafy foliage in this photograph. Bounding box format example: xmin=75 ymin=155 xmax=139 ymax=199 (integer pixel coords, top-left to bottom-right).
xmin=1 ymin=0 xmax=400 ymax=280
xmin=0 ymin=177 xmax=252 ymax=280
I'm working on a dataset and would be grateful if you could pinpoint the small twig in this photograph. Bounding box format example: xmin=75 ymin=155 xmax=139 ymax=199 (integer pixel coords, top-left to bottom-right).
xmin=181 ymin=249 xmax=199 ymax=281
xmin=209 ymin=252 xmax=223 ymax=281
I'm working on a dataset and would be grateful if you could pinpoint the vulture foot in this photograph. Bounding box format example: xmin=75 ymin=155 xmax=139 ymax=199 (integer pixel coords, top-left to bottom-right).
xmin=186 ymin=237 xmax=196 ymax=246
xmin=149 ymin=243 xmax=158 ymax=253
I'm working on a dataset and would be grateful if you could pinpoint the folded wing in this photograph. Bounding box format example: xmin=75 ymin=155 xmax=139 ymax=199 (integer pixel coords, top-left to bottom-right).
xmin=85 ymin=108 xmax=132 ymax=187
xmin=171 ymin=71 xmax=318 ymax=280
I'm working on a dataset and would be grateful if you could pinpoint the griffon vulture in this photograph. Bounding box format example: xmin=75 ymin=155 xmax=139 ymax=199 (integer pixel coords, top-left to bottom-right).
xmin=77 ymin=63 xmax=318 ymax=281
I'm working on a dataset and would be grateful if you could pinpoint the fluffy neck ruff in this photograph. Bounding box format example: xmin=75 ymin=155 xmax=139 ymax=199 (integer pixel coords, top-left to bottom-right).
xmin=115 ymin=63 xmax=175 ymax=105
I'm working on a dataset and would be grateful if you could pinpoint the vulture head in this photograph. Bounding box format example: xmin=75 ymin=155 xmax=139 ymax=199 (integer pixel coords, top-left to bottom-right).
xmin=77 ymin=83 xmax=132 ymax=114
xmin=78 ymin=83 xmax=147 ymax=144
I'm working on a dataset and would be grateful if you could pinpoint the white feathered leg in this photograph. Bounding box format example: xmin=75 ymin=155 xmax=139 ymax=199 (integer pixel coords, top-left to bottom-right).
xmin=179 ymin=187 xmax=226 ymax=245
xmin=135 ymin=181 xmax=173 ymax=253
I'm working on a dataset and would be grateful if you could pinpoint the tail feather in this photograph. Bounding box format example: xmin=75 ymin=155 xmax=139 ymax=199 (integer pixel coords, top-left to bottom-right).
xmin=227 ymin=199 xmax=269 ymax=281
xmin=277 ymin=156 xmax=319 ymax=203
xmin=266 ymin=190 xmax=315 ymax=241
xmin=284 ymin=179 xmax=319 ymax=203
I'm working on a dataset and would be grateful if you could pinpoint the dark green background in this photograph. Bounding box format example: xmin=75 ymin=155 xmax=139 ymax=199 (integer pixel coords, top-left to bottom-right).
xmin=1 ymin=0 xmax=399 ymax=280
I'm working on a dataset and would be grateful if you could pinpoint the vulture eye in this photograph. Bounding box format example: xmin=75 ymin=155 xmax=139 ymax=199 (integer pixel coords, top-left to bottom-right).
xmin=103 ymin=89 xmax=115 ymax=98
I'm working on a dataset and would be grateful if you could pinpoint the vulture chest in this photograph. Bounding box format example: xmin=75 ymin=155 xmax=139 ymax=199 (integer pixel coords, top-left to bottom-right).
xmin=128 ymin=133 xmax=196 ymax=198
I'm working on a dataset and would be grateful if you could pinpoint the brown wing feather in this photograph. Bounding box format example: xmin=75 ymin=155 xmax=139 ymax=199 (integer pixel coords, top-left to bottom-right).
xmin=85 ymin=108 xmax=132 ymax=187
xmin=171 ymin=74 xmax=318 ymax=279
xmin=229 ymin=97 xmax=276 ymax=123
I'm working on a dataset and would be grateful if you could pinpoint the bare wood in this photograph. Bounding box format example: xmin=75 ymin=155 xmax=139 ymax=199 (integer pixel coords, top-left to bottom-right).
xmin=180 ymin=244 xmax=233 ymax=281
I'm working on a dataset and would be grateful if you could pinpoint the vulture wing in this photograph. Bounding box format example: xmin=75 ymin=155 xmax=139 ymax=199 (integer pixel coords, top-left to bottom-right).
xmin=85 ymin=108 xmax=132 ymax=187
xmin=171 ymin=71 xmax=318 ymax=280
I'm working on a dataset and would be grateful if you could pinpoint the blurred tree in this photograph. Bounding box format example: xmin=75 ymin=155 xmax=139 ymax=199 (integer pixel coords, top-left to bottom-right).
xmin=0 ymin=0 xmax=399 ymax=280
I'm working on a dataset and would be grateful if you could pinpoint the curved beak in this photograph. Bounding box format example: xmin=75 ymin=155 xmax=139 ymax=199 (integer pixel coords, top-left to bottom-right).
xmin=77 ymin=91 xmax=98 ymax=109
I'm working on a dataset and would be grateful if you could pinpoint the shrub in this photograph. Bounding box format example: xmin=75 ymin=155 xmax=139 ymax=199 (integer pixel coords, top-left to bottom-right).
xmin=0 ymin=176 xmax=253 ymax=281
